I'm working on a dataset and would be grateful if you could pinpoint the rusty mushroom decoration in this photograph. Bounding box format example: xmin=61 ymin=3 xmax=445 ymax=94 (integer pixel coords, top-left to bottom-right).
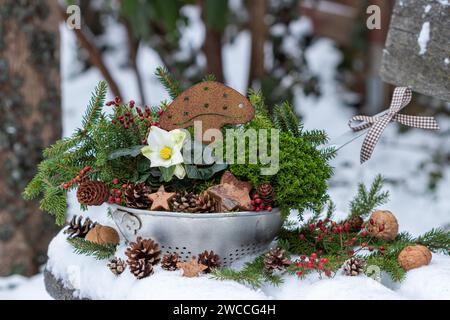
xmin=159 ymin=81 xmax=255 ymax=142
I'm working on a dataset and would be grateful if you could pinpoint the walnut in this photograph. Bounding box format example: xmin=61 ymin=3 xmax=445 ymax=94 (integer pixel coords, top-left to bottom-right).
xmin=85 ymin=225 xmax=120 ymax=245
xmin=368 ymin=210 xmax=398 ymax=241
xmin=398 ymin=245 xmax=432 ymax=271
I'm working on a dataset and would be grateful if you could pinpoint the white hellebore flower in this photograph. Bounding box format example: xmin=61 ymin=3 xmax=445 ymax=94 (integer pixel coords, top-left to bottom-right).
xmin=141 ymin=126 xmax=187 ymax=179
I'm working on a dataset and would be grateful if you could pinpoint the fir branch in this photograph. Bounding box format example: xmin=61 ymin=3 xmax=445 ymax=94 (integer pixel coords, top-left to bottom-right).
xmin=67 ymin=237 xmax=117 ymax=260
xmin=416 ymin=229 xmax=450 ymax=254
xmin=366 ymin=255 xmax=406 ymax=282
xmin=155 ymin=67 xmax=182 ymax=100
xmin=203 ymin=74 xmax=216 ymax=82
xmin=349 ymin=175 xmax=390 ymax=219
xmin=319 ymin=147 xmax=337 ymax=162
xmin=302 ymin=129 xmax=329 ymax=147
xmin=273 ymin=102 xmax=301 ymax=137
xmin=211 ymin=256 xmax=283 ymax=288
xmin=248 ymin=89 xmax=269 ymax=114
xmin=81 ymin=80 xmax=108 ymax=132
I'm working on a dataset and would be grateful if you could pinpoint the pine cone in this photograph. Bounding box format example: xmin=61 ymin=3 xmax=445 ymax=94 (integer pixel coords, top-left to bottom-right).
xmin=161 ymin=253 xmax=180 ymax=271
xmin=197 ymin=250 xmax=221 ymax=273
xmin=257 ymin=183 xmax=274 ymax=206
xmin=344 ymin=216 xmax=364 ymax=233
xmin=343 ymin=257 xmax=366 ymax=276
xmin=77 ymin=181 xmax=109 ymax=206
xmin=125 ymin=237 xmax=161 ymax=266
xmin=171 ymin=191 xmax=201 ymax=213
xmin=263 ymin=247 xmax=291 ymax=273
xmin=64 ymin=215 xmax=97 ymax=238
xmin=128 ymin=258 xmax=154 ymax=279
xmin=125 ymin=183 xmax=152 ymax=209
xmin=196 ymin=192 xmax=218 ymax=213
xmin=108 ymin=257 xmax=126 ymax=276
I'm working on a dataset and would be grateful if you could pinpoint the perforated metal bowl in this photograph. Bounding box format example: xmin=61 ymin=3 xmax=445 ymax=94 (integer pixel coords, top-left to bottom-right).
xmin=110 ymin=205 xmax=282 ymax=266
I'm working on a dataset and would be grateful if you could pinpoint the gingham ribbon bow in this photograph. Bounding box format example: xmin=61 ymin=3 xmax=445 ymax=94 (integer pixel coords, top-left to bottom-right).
xmin=349 ymin=87 xmax=440 ymax=164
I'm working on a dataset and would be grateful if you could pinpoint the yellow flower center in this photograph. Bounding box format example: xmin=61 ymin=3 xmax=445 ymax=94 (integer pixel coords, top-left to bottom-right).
xmin=159 ymin=146 xmax=172 ymax=160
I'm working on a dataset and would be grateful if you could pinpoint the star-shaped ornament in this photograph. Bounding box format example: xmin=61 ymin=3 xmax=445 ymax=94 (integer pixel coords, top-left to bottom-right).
xmin=177 ymin=258 xmax=208 ymax=277
xmin=148 ymin=185 xmax=175 ymax=211
xmin=206 ymin=171 xmax=252 ymax=212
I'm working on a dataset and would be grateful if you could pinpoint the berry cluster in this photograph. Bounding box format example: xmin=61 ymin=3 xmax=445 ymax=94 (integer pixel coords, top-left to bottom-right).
xmin=107 ymin=97 xmax=162 ymax=135
xmin=108 ymin=178 xmax=127 ymax=205
xmin=294 ymin=252 xmax=331 ymax=278
xmin=250 ymin=193 xmax=272 ymax=212
xmin=62 ymin=167 xmax=91 ymax=190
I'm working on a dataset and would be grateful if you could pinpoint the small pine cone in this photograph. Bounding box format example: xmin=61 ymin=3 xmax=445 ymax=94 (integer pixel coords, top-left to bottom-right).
xmin=125 ymin=183 xmax=152 ymax=209
xmin=195 ymin=192 xmax=218 ymax=213
xmin=128 ymin=258 xmax=154 ymax=279
xmin=257 ymin=183 xmax=274 ymax=206
xmin=264 ymin=247 xmax=291 ymax=273
xmin=197 ymin=250 xmax=221 ymax=273
xmin=345 ymin=216 xmax=364 ymax=233
xmin=343 ymin=257 xmax=366 ymax=276
xmin=64 ymin=215 xmax=97 ymax=238
xmin=77 ymin=181 xmax=109 ymax=206
xmin=125 ymin=237 xmax=161 ymax=266
xmin=171 ymin=191 xmax=201 ymax=213
xmin=161 ymin=253 xmax=180 ymax=271
xmin=108 ymin=257 xmax=126 ymax=276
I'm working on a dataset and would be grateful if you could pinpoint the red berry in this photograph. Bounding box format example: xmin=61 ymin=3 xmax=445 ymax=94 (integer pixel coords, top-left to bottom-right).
xmin=369 ymin=246 xmax=374 ymax=252
xmin=310 ymin=253 xmax=317 ymax=260
xmin=63 ymin=183 xmax=69 ymax=190
xmin=361 ymin=242 xmax=367 ymax=248
xmin=361 ymin=231 xmax=368 ymax=237
xmin=267 ymin=206 xmax=272 ymax=212
xmin=299 ymin=234 xmax=305 ymax=240
xmin=250 ymin=200 xmax=255 ymax=206
xmin=129 ymin=100 xmax=135 ymax=108
xmin=122 ymin=184 xmax=128 ymax=189
xmin=307 ymin=261 xmax=314 ymax=269
xmin=379 ymin=246 xmax=385 ymax=251
xmin=300 ymin=255 xmax=306 ymax=261
xmin=308 ymin=224 xmax=315 ymax=231
xmin=124 ymin=124 xmax=129 ymax=129
xmin=115 ymin=190 xmax=122 ymax=197
xmin=115 ymin=197 xmax=121 ymax=204
xmin=253 ymin=193 xmax=259 ymax=199
xmin=115 ymin=96 xmax=121 ymax=104
xmin=351 ymin=237 xmax=356 ymax=242
xmin=249 ymin=205 xmax=255 ymax=211
xmin=325 ymin=270 xmax=331 ymax=277
xmin=369 ymin=218 xmax=375 ymax=225
xmin=255 ymin=198 xmax=262 ymax=205
xmin=255 ymin=207 xmax=261 ymax=212
xmin=108 ymin=196 xmax=115 ymax=204
xmin=297 ymin=271 xmax=303 ymax=277
xmin=378 ymin=225 xmax=385 ymax=232
xmin=113 ymin=178 xmax=119 ymax=185
xmin=349 ymin=250 xmax=355 ymax=256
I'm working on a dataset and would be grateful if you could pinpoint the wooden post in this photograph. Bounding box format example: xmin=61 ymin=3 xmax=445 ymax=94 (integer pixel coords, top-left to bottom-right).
xmin=380 ymin=0 xmax=450 ymax=101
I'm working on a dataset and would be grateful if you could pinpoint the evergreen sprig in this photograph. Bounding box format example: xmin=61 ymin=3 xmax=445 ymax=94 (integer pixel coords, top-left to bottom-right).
xmin=23 ymin=81 xmax=109 ymax=225
xmin=211 ymin=256 xmax=283 ymax=289
xmin=273 ymin=102 xmax=301 ymax=137
xmin=349 ymin=175 xmax=390 ymax=219
xmin=155 ymin=67 xmax=182 ymax=100
xmin=67 ymin=237 xmax=117 ymax=260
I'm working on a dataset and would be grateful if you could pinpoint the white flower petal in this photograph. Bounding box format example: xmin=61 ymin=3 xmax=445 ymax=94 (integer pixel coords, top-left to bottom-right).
xmin=174 ymin=164 xmax=186 ymax=179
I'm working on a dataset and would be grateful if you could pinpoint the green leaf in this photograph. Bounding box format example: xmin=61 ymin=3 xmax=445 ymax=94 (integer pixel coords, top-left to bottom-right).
xmin=160 ymin=166 xmax=176 ymax=182
xmin=185 ymin=163 xmax=228 ymax=180
xmin=108 ymin=145 xmax=145 ymax=160
xmin=67 ymin=238 xmax=117 ymax=260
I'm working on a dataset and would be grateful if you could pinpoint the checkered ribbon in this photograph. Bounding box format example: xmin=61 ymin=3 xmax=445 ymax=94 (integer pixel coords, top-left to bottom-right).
xmin=349 ymin=87 xmax=440 ymax=164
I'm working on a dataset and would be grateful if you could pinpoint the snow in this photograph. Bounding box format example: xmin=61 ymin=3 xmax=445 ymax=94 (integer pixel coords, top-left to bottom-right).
xmin=445 ymin=58 xmax=449 ymax=65
xmin=424 ymin=4 xmax=432 ymax=13
xmin=418 ymin=22 xmax=431 ymax=55
xmin=2 ymin=13 xmax=450 ymax=300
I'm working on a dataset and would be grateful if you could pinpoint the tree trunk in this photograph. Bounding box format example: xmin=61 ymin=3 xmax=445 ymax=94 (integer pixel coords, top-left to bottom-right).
xmin=0 ymin=0 xmax=61 ymax=276
xmin=247 ymin=0 xmax=267 ymax=88
xmin=200 ymin=0 xmax=225 ymax=82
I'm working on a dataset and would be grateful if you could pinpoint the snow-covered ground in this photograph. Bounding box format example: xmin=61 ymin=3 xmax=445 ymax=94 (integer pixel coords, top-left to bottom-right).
xmin=1 ymin=10 xmax=449 ymax=299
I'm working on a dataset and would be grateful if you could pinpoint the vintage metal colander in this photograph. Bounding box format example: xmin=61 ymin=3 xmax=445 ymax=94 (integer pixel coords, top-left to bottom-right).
xmin=110 ymin=205 xmax=282 ymax=266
